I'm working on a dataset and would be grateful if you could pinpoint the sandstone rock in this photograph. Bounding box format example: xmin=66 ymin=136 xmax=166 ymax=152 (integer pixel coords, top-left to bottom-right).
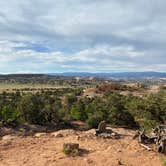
xmin=34 ymin=133 xmax=46 ymax=137
xmin=53 ymin=133 xmax=63 ymax=138
xmin=85 ymin=129 xmax=96 ymax=135
xmin=51 ymin=129 xmax=76 ymax=137
xmin=2 ymin=135 xmax=16 ymax=141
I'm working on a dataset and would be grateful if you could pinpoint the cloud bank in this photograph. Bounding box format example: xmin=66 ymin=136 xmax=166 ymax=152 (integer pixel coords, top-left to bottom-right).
xmin=0 ymin=0 xmax=165 ymax=73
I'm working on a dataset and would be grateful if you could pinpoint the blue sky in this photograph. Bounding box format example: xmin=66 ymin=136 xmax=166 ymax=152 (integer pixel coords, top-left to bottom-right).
xmin=0 ymin=0 xmax=166 ymax=73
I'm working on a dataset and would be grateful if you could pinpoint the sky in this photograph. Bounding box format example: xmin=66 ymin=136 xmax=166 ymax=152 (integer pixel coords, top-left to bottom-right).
xmin=0 ymin=0 xmax=166 ymax=73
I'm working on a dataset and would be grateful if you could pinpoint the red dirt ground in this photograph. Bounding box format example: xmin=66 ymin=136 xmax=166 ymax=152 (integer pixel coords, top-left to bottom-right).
xmin=0 ymin=128 xmax=164 ymax=166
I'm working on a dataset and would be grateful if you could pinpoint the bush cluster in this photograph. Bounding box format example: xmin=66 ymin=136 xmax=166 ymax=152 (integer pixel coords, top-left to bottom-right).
xmin=0 ymin=89 xmax=166 ymax=131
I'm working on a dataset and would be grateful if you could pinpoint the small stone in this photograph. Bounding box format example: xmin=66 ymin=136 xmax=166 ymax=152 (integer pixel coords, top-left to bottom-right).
xmin=51 ymin=132 xmax=63 ymax=138
xmin=85 ymin=129 xmax=96 ymax=135
xmin=76 ymin=135 xmax=80 ymax=140
xmin=55 ymin=133 xmax=64 ymax=138
xmin=117 ymin=159 xmax=123 ymax=165
xmin=84 ymin=158 xmax=93 ymax=164
xmin=117 ymin=149 xmax=122 ymax=152
xmin=111 ymin=133 xmax=116 ymax=136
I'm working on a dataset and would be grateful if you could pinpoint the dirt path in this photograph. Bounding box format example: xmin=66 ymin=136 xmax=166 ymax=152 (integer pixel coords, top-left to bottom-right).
xmin=0 ymin=128 xmax=164 ymax=166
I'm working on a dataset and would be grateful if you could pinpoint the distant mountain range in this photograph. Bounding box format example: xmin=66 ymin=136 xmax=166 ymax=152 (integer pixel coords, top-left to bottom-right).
xmin=0 ymin=72 xmax=166 ymax=79
xmin=49 ymin=72 xmax=166 ymax=78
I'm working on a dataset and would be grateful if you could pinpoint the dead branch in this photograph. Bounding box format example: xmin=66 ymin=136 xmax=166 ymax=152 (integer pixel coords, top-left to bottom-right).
xmin=140 ymin=143 xmax=151 ymax=151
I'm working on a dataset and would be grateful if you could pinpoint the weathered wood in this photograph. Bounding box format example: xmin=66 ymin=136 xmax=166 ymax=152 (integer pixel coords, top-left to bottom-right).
xmin=157 ymin=137 xmax=166 ymax=154
xmin=138 ymin=131 xmax=155 ymax=144
xmin=98 ymin=121 xmax=106 ymax=132
xmin=140 ymin=143 xmax=151 ymax=151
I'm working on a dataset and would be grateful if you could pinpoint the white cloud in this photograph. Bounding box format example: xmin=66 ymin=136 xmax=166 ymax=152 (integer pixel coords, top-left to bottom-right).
xmin=0 ymin=40 xmax=164 ymax=73
xmin=0 ymin=0 xmax=165 ymax=73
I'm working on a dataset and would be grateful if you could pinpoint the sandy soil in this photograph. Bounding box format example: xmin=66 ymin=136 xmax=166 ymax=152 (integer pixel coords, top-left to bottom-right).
xmin=0 ymin=128 xmax=164 ymax=166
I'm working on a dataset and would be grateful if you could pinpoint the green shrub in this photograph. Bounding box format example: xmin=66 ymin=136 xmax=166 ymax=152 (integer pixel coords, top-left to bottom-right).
xmin=138 ymin=119 xmax=158 ymax=132
xmin=63 ymin=147 xmax=80 ymax=157
xmin=0 ymin=88 xmax=166 ymax=131
xmin=70 ymin=106 xmax=81 ymax=120
xmin=161 ymin=157 xmax=166 ymax=166
xmin=0 ymin=105 xmax=20 ymax=126
xmin=86 ymin=111 xmax=105 ymax=128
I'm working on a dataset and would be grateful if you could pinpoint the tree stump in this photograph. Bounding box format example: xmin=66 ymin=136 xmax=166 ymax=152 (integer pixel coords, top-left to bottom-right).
xmin=98 ymin=121 xmax=106 ymax=132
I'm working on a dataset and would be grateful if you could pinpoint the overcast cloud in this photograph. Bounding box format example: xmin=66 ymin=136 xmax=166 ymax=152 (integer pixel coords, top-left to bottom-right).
xmin=0 ymin=0 xmax=166 ymax=73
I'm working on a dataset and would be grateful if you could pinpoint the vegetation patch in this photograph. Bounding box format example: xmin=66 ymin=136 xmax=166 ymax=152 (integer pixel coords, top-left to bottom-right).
xmin=161 ymin=157 xmax=166 ymax=166
xmin=0 ymin=79 xmax=166 ymax=133
xmin=63 ymin=143 xmax=80 ymax=157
